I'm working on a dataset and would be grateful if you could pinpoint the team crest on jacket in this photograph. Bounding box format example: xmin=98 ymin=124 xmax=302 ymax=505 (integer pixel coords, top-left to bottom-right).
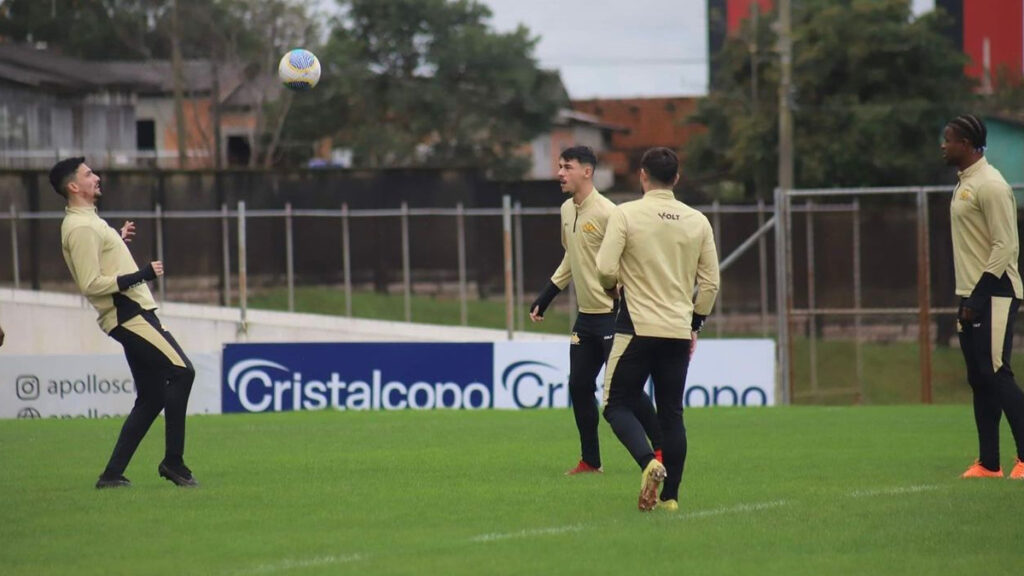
xmin=582 ymin=221 xmax=597 ymax=233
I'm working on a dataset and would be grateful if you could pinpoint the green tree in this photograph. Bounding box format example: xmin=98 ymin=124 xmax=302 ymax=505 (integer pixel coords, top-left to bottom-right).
xmin=687 ymin=0 xmax=974 ymax=200
xmin=283 ymin=0 xmax=566 ymax=177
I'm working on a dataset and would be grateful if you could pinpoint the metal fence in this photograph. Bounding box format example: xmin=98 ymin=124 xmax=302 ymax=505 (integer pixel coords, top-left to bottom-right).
xmin=0 ymin=197 xmax=778 ymax=337
xmin=774 ymin=184 xmax=1024 ymax=406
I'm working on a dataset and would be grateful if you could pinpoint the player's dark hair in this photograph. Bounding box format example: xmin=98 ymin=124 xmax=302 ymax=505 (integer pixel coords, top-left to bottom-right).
xmin=559 ymin=146 xmax=598 ymax=168
xmin=49 ymin=157 xmax=85 ymax=199
xmin=640 ymin=147 xmax=679 ymax=186
xmin=947 ymin=114 xmax=987 ymax=150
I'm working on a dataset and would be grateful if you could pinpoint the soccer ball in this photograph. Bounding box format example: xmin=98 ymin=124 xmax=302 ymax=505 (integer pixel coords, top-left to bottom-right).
xmin=278 ymin=49 xmax=321 ymax=91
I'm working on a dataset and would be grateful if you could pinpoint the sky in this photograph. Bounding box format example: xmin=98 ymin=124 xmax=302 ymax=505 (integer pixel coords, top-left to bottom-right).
xmin=317 ymin=0 xmax=938 ymax=100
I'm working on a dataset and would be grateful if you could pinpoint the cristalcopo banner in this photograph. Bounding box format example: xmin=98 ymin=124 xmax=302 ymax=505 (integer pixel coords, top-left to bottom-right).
xmin=0 ymin=354 xmax=221 ymax=420
xmin=221 ymin=339 xmax=774 ymax=414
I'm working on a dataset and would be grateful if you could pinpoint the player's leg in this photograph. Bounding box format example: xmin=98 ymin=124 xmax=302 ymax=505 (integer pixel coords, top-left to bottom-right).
xmin=649 ymin=338 xmax=689 ymax=503
xmin=602 ymin=335 xmax=655 ymax=468
xmin=119 ymin=313 xmax=198 ymax=486
xmin=99 ymin=325 xmax=169 ymax=485
xmin=959 ymin=300 xmax=1002 ymax=475
xmin=600 ymin=324 xmax=662 ymax=459
xmin=567 ymin=315 xmax=607 ymax=472
xmin=990 ymin=298 xmax=1024 ymax=472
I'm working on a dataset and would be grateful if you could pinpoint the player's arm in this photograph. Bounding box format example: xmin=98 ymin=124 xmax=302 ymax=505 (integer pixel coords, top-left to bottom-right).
xmin=965 ymin=181 xmax=1018 ymax=314
xmin=596 ymin=208 xmax=626 ymax=290
xmin=531 ymin=213 xmax=574 ymax=321
xmin=66 ymin=227 xmax=160 ymax=296
xmin=692 ymin=219 xmax=721 ymax=333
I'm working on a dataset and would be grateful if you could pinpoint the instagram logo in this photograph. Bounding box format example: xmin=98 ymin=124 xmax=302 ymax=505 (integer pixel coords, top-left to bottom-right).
xmin=16 ymin=375 xmax=40 ymax=400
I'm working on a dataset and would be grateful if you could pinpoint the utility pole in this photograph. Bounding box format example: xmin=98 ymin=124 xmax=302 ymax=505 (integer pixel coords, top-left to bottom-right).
xmin=171 ymin=0 xmax=188 ymax=168
xmin=776 ymin=0 xmax=794 ymax=404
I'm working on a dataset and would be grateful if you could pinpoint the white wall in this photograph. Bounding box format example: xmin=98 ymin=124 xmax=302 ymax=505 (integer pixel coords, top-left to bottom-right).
xmin=0 ymin=288 xmax=560 ymax=358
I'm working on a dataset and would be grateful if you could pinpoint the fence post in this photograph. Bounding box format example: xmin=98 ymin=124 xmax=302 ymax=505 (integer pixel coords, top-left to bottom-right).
xmin=401 ymin=201 xmax=411 ymax=323
xmin=502 ymin=195 xmax=514 ymax=340
xmin=514 ymin=200 xmax=525 ymax=332
xmin=155 ymin=203 xmax=165 ymax=303
xmin=221 ymin=203 xmax=231 ymax=306
xmin=456 ymin=202 xmax=468 ymax=326
xmin=757 ymin=197 xmax=769 ymax=337
xmin=853 ymin=198 xmax=864 ymax=403
xmin=805 ymin=199 xmax=818 ymax=397
xmin=712 ymin=199 xmax=723 ymax=337
xmin=10 ymin=204 xmax=20 ymax=290
xmin=341 ymin=203 xmax=352 ymax=317
xmin=917 ymin=188 xmax=933 ymax=404
xmin=238 ymin=200 xmax=248 ymax=336
xmin=285 ymin=202 xmax=294 ymax=312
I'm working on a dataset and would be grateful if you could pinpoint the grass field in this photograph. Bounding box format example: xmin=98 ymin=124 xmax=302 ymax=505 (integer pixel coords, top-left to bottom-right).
xmin=2 ymin=406 xmax=1022 ymax=575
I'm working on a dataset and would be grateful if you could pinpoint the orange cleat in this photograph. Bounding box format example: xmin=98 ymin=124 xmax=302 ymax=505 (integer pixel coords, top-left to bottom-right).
xmin=1010 ymin=459 xmax=1024 ymax=480
xmin=961 ymin=460 xmax=1003 ymax=478
xmin=565 ymin=460 xmax=603 ymax=475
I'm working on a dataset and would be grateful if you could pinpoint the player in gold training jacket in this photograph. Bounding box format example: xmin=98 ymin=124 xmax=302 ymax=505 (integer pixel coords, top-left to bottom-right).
xmin=51 ymin=157 xmax=198 ymax=489
xmin=942 ymin=115 xmax=1024 ymax=481
xmin=597 ymin=148 xmax=719 ymax=510
xmin=529 ymin=146 xmax=662 ymax=475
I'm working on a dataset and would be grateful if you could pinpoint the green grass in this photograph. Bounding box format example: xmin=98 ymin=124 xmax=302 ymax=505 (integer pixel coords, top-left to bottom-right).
xmin=2 ymin=407 xmax=1023 ymax=575
xmin=248 ymin=287 xmax=572 ymax=335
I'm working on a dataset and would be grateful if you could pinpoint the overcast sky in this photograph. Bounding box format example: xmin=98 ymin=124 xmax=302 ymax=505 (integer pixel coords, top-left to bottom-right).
xmin=317 ymin=0 xmax=938 ymax=100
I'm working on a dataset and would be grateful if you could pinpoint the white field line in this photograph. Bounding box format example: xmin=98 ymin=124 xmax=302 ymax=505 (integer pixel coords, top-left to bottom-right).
xmin=678 ymin=499 xmax=790 ymax=519
xmin=233 ymin=553 xmax=364 ymax=575
xmin=848 ymin=485 xmax=940 ymax=498
xmin=470 ymin=524 xmax=586 ymax=543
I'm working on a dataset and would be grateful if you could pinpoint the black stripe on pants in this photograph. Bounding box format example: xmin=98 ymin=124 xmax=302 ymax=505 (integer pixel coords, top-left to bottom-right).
xmin=571 ymin=313 xmax=662 ymax=469
xmin=602 ymin=334 xmax=688 ymax=501
xmin=104 ymin=311 xmax=195 ymax=476
xmin=958 ymin=296 xmax=1024 ymax=470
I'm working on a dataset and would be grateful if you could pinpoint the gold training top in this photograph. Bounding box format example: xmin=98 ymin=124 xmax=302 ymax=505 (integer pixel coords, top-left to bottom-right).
xmin=61 ymin=206 xmax=157 ymax=333
xmin=550 ymin=189 xmax=618 ymax=314
xmin=596 ymin=189 xmax=719 ymax=339
xmin=950 ymin=157 xmax=1023 ymax=299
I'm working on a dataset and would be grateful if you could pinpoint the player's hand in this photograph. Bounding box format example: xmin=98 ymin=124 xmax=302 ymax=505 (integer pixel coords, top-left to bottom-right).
xmin=151 ymin=261 xmax=164 ymax=277
xmin=529 ymin=305 xmax=544 ymax=323
xmin=958 ymin=304 xmax=975 ymax=324
xmin=689 ymin=331 xmax=698 ymax=360
xmin=120 ymin=220 xmax=136 ymax=243
xmin=604 ymin=284 xmax=621 ymax=300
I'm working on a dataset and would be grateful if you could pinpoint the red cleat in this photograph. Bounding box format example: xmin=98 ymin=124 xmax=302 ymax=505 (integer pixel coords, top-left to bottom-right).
xmin=654 ymin=449 xmax=663 ymax=464
xmin=565 ymin=460 xmax=603 ymax=475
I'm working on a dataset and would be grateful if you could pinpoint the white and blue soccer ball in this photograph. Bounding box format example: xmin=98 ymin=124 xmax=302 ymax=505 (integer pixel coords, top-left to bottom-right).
xmin=278 ymin=49 xmax=321 ymax=91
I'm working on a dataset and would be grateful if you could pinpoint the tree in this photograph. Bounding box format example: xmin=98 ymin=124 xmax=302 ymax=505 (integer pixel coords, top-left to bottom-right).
xmin=686 ymin=0 xmax=975 ymax=200
xmin=283 ymin=0 xmax=566 ymax=177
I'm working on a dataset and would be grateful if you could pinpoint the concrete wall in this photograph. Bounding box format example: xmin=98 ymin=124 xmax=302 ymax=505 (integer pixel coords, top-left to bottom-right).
xmin=0 ymin=288 xmax=559 ymax=358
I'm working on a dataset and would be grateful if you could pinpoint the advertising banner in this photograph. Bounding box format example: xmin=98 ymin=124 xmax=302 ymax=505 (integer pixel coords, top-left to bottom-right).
xmin=221 ymin=343 xmax=493 ymax=413
xmin=0 ymin=353 xmax=221 ymax=420
xmin=222 ymin=339 xmax=774 ymax=414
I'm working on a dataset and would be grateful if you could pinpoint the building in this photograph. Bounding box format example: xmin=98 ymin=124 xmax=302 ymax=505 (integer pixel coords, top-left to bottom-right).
xmin=570 ymin=97 xmax=702 ymax=191
xmin=708 ymin=0 xmax=1023 ymax=87
xmin=526 ymin=109 xmax=625 ymax=189
xmin=0 ymin=43 xmax=150 ymax=168
xmin=0 ymin=43 xmax=279 ymax=169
